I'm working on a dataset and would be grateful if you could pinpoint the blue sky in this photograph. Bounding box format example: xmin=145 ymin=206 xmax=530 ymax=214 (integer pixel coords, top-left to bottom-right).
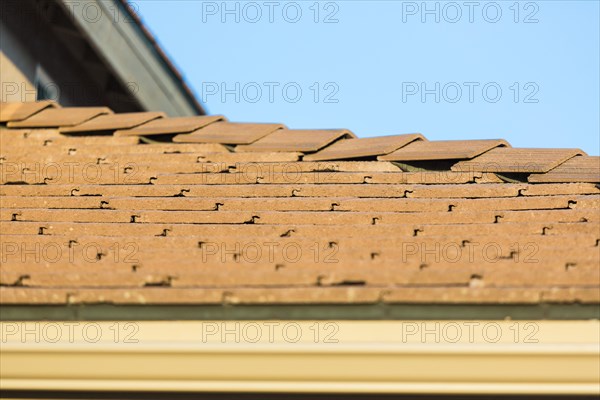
xmin=135 ymin=0 xmax=599 ymax=155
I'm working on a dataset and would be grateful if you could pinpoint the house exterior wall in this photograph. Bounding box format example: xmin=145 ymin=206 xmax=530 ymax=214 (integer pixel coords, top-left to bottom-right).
xmin=0 ymin=0 xmax=142 ymax=110
xmin=0 ymin=0 xmax=203 ymax=115
xmin=1 ymin=20 xmax=41 ymax=103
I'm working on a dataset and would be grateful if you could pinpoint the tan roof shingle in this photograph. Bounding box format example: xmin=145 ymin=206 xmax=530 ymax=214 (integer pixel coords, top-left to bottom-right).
xmin=114 ymin=115 xmax=225 ymax=136
xmin=7 ymin=107 xmax=112 ymax=128
xmin=236 ymin=129 xmax=355 ymax=152
xmin=59 ymin=112 xmax=165 ymax=133
xmin=0 ymin=100 xmax=56 ymax=122
xmin=304 ymin=134 xmax=424 ymax=161
xmin=174 ymin=122 xmax=285 ymax=144
xmin=379 ymin=139 xmax=509 ymax=161
xmin=1 ymin=102 xmax=598 ymax=311
xmin=452 ymin=147 xmax=585 ymax=173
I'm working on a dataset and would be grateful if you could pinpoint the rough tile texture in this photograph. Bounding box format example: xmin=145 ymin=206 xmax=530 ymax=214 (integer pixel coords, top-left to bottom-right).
xmin=452 ymin=147 xmax=585 ymax=173
xmin=7 ymin=107 xmax=112 ymax=128
xmin=0 ymin=101 xmax=56 ymax=122
xmin=59 ymin=112 xmax=165 ymax=133
xmin=528 ymin=156 xmax=600 ymax=183
xmin=1 ymin=102 xmax=599 ymax=307
xmin=114 ymin=115 xmax=225 ymax=136
xmin=304 ymin=134 xmax=424 ymax=161
xmin=236 ymin=129 xmax=355 ymax=152
xmin=379 ymin=139 xmax=509 ymax=161
xmin=173 ymin=122 xmax=285 ymax=144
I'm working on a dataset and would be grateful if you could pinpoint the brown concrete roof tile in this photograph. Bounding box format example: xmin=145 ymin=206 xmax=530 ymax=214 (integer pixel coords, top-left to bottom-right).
xmin=0 ymin=132 xmax=140 ymax=148
xmin=496 ymin=209 xmax=599 ymax=223
xmin=0 ymin=288 xmax=224 ymax=305
xmin=222 ymin=288 xmax=381 ymax=305
xmin=114 ymin=115 xmax=225 ymax=136
xmin=407 ymin=183 xmax=524 ymax=198
xmin=0 ymin=163 xmax=155 ymax=185
xmin=2 ymin=103 xmax=599 ymax=307
xmin=0 ymin=221 xmax=184 ymax=237
xmin=2 ymin=143 xmax=229 ymax=159
xmin=153 ymin=171 xmax=367 ymax=185
xmin=5 ymin=233 xmax=597 ymax=267
xmin=540 ymin=287 xmax=600 ymax=304
xmin=280 ymin=184 xmax=411 ymax=198
xmin=370 ymin=171 xmax=479 ymax=184
xmin=452 ymin=148 xmax=586 ymax=173
xmin=228 ymin=161 xmax=401 ymax=173
xmin=104 ymin=143 xmax=230 ymax=155
xmin=303 ymin=134 xmax=424 ymax=161
xmin=7 ymin=107 xmax=112 ymax=128
xmin=114 ymin=115 xmax=226 ymax=136
xmin=214 ymin=198 xmax=335 ymax=212
xmin=0 ymin=183 xmax=408 ymax=198
xmin=0 ymin=269 xmax=329 ymax=289
xmin=0 ymin=196 xmax=103 ymax=209
xmin=236 ymin=129 xmax=355 ymax=153
xmin=59 ymin=112 xmax=165 ymax=133
xmin=48 ymin=135 xmax=141 ymax=146
xmin=381 ymin=287 xmax=541 ymax=304
xmin=1 ymin=208 xmax=134 ymax=224
xmin=336 ymin=198 xmax=449 ymax=212
xmin=379 ymin=139 xmax=509 ymax=161
xmin=0 ymin=101 xmax=56 ymax=122
xmin=154 ymin=170 xmax=483 ymax=185
xmin=418 ymin=221 xmax=599 ymax=237
xmin=259 ymin=184 xmax=522 ymax=198
xmin=528 ymin=156 xmax=600 ymax=183
xmin=520 ymin=183 xmax=600 ymax=196
xmin=12 ymin=128 xmax=66 ymax=139
xmin=196 ymin=152 xmax=302 ymax=163
xmin=452 ymin=195 xmax=576 ymax=211
xmin=173 ymin=122 xmax=285 ymax=144
xmin=375 ymin=210 xmax=499 ymax=225
xmin=571 ymin=194 xmax=600 ymax=210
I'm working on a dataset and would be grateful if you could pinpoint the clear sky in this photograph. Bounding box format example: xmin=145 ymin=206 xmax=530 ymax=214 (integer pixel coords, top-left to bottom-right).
xmin=135 ymin=0 xmax=599 ymax=155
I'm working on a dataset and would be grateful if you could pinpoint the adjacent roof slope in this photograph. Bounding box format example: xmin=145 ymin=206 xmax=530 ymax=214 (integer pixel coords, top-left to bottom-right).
xmin=1 ymin=102 xmax=599 ymax=315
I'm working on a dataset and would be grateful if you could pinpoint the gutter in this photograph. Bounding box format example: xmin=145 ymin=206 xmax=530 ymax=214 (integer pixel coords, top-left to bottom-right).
xmin=1 ymin=320 xmax=599 ymax=395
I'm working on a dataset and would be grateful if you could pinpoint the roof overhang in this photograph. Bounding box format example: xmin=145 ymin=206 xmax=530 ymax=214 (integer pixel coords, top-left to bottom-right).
xmin=1 ymin=320 xmax=598 ymax=395
xmin=55 ymin=0 xmax=204 ymax=116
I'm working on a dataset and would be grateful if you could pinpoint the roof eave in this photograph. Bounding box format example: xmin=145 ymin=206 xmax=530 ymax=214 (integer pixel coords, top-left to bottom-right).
xmin=56 ymin=0 xmax=205 ymax=117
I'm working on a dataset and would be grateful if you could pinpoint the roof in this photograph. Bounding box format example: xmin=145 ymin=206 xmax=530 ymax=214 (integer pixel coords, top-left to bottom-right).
xmin=1 ymin=101 xmax=599 ymax=319
xmin=111 ymin=0 xmax=205 ymax=115
xmin=53 ymin=0 xmax=204 ymax=115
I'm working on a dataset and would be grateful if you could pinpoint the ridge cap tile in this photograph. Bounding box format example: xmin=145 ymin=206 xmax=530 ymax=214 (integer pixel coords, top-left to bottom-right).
xmin=236 ymin=128 xmax=355 ymax=153
xmin=304 ymin=133 xmax=425 ymax=161
xmin=173 ymin=121 xmax=286 ymax=144
xmin=0 ymin=100 xmax=58 ymax=122
xmin=452 ymin=147 xmax=586 ymax=174
xmin=379 ymin=138 xmax=510 ymax=161
xmin=59 ymin=111 xmax=166 ymax=134
xmin=114 ymin=115 xmax=226 ymax=136
xmin=528 ymin=155 xmax=600 ymax=183
xmin=7 ymin=107 xmax=113 ymax=128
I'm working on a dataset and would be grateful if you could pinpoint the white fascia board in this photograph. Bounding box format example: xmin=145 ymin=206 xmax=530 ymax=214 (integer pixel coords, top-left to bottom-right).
xmin=1 ymin=320 xmax=599 ymax=395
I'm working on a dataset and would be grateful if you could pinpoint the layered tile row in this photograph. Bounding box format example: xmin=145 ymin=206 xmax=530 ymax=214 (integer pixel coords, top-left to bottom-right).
xmin=1 ymin=102 xmax=599 ymax=306
xmin=2 ymin=184 xmax=598 ymax=305
xmin=2 ymin=102 xmax=598 ymax=183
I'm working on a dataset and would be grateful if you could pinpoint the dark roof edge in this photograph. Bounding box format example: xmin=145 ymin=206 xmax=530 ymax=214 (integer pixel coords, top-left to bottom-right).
xmin=2 ymin=304 xmax=598 ymax=321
